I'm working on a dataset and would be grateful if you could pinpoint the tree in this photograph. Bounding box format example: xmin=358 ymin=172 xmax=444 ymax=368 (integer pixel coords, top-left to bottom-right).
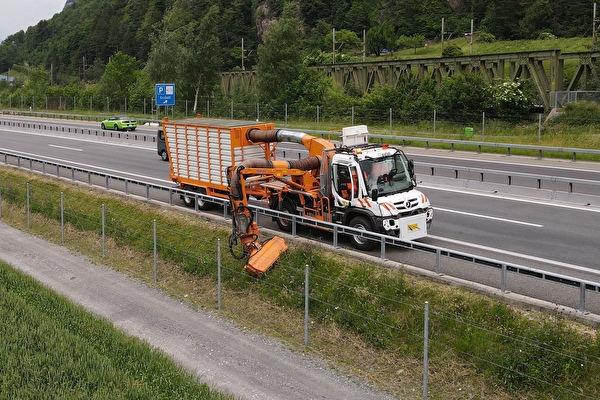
xmin=396 ymin=35 xmax=426 ymax=54
xmin=435 ymin=73 xmax=492 ymax=118
xmin=98 ymin=51 xmax=143 ymax=109
xmin=178 ymin=4 xmax=222 ymax=111
xmin=326 ymin=29 xmax=361 ymax=58
xmin=256 ymin=2 xmax=304 ymax=102
xmin=146 ymin=1 xmax=222 ymax=112
xmin=365 ymin=23 xmax=394 ymax=56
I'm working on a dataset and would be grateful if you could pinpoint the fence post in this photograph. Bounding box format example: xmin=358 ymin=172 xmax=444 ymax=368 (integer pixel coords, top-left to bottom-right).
xmin=482 ymin=111 xmax=485 ymax=141
xmin=153 ymin=219 xmax=157 ymax=282
xmin=316 ymin=105 xmax=320 ymax=124
xmin=102 ymin=204 xmax=106 ymax=258
xmin=26 ymin=182 xmax=30 ymax=229
xmin=218 ymin=238 xmax=222 ymax=311
xmin=423 ymin=301 xmax=429 ymax=400
xmin=60 ymin=192 xmax=64 ymax=243
xmin=304 ymin=264 xmax=309 ymax=346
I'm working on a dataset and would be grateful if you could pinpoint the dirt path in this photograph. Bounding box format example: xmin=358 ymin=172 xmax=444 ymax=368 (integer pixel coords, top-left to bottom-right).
xmin=0 ymin=222 xmax=393 ymax=400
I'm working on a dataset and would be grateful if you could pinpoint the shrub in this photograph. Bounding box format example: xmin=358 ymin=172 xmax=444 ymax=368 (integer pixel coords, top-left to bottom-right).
xmin=476 ymin=32 xmax=496 ymax=43
xmin=550 ymin=101 xmax=600 ymax=126
xmin=442 ymin=43 xmax=463 ymax=57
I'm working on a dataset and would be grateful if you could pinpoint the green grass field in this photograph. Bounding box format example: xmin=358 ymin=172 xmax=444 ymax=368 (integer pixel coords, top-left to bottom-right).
xmin=0 ymin=259 xmax=234 ymax=399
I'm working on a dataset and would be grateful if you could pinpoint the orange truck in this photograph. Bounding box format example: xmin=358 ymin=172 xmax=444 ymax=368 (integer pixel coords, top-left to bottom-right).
xmin=159 ymin=117 xmax=433 ymax=275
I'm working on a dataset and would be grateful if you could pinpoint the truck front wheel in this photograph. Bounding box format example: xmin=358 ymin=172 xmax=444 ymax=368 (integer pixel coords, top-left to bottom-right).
xmin=348 ymin=216 xmax=375 ymax=251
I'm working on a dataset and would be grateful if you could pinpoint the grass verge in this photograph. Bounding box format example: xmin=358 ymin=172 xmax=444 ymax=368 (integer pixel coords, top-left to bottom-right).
xmin=0 ymin=259 xmax=234 ymax=399
xmin=1 ymin=167 xmax=600 ymax=399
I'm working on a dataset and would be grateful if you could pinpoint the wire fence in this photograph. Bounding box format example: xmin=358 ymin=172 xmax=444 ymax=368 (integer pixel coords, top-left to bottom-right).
xmin=1 ymin=179 xmax=599 ymax=399
xmin=0 ymin=95 xmax=571 ymax=126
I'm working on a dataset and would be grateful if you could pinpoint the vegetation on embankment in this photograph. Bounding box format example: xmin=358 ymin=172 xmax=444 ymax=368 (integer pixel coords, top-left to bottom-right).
xmin=1 ymin=167 xmax=600 ymax=399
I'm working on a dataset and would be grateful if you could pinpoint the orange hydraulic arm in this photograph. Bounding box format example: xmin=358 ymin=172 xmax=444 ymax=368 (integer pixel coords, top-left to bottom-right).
xmin=226 ymin=128 xmax=335 ymax=276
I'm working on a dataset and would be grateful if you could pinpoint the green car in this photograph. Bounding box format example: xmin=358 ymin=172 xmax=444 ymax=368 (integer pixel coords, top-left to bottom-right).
xmin=101 ymin=116 xmax=138 ymax=131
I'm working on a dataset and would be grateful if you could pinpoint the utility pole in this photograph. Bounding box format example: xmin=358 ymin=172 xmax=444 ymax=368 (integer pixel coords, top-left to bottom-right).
xmin=332 ymin=28 xmax=336 ymax=64
xmin=441 ymin=17 xmax=445 ymax=54
xmin=594 ymin=3 xmax=598 ymax=45
xmin=241 ymin=38 xmax=245 ymax=70
xmin=470 ymin=19 xmax=474 ymax=54
xmin=362 ymin=29 xmax=366 ymax=62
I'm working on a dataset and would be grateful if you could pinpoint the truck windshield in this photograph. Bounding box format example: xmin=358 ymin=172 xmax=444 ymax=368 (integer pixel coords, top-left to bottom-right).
xmin=360 ymin=152 xmax=412 ymax=197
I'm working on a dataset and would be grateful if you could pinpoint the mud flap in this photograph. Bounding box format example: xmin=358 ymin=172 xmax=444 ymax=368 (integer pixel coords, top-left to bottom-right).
xmin=244 ymin=236 xmax=288 ymax=276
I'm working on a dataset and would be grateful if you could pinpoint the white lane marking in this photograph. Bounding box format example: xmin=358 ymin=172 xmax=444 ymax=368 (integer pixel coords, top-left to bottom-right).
xmin=2 ymin=128 xmax=154 ymax=151
xmin=49 ymin=144 xmax=82 ymax=152
xmin=420 ymin=183 xmax=600 ymax=214
xmin=428 ymin=234 xmax=600 ymax=277
xmin=414 ymin=151 xmax=600 ymax=174
xmin=434 ymin=206 xmax=543 ymax=227
xmin=0 ymin=147 xmax=173 ymax=185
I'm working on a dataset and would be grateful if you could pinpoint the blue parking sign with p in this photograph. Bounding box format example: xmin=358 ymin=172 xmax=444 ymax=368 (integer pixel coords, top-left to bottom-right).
xmin=155 ymin=84 xmax=175 ymax=106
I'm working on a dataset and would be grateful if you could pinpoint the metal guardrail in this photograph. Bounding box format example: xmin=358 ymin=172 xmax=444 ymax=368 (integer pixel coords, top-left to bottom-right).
xmin=0 ymin=118 xmax=157 ymax=143
xmin=423 ymin=162 xmax=600 ymax=195
xmin=1 ymin=149 xmax=599 ymax=315
xmin=370 ymin=134 xmax=600 ymax=161
xmin=4 ymin=116 xmax=600 ymax=162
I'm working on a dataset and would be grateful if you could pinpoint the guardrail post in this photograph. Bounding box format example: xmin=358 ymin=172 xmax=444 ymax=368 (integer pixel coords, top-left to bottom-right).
xmin=380 ymin=237 xmax=386 ymax=260
xmin=291 ymin=215 xmax=297 ymax=237
xmin=435 ymin=248 xmax=442 ymax=275
xmin=501 ymin=264 xmax=508 ymax=293
xmin=579 ymin=282 xmax=587 ymax=314
xmin=333 ymin=225 xmax=339 ymax=248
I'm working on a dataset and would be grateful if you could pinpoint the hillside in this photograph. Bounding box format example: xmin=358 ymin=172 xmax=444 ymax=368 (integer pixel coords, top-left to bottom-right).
xmin=0 ymin=0 xmax=597 ymax=84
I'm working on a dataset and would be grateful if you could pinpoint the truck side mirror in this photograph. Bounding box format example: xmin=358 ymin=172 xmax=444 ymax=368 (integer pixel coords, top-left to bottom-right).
xmin=408 ymin=159 xmax=415 ymax=177
xmin=371 ymin=188 xmax=379 ymax=202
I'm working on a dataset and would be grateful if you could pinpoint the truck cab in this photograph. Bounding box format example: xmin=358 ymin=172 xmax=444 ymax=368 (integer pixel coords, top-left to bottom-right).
xmin=329 ymin=127 xmax=433 ymax=249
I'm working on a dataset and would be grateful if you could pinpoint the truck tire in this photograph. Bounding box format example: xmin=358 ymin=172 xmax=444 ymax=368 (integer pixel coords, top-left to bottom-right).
xmin=182 ymin=186 xmax=196 ymax=208
xmin=160 ymin=150 xmax=169 ymax=162
xmin=195 ymin=188 xmax=210 ymax=210
xmin=348 ymin=216 xmax=375 ymax=251
xmin=276 ymin=199 xmax=296 ymax=232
